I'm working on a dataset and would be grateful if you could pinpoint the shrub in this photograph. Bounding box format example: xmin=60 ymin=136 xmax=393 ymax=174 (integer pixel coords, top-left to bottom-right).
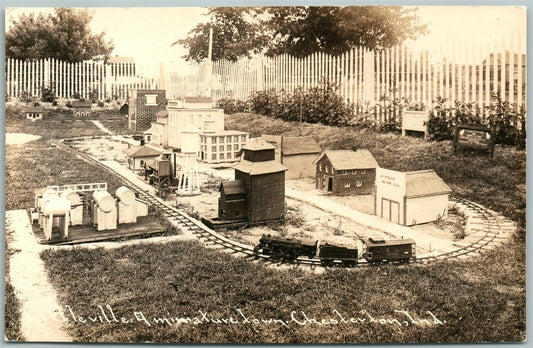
xmin=248 ymin=89 xmax=279 ymax=116
xmin=18 ymin=90 xmax=33 ymax=104
xmin=487 ymin=92 xmax=526 ymax=148
xmin=216 ymin=98 xmax=249 ymax=114
xmin=89 ymin=89 xmax=99 ymax=103
xmin=97 ymin=101 xmax=105 ymax=108
xmin=72 ymin=92 xmax=81 ymax=100
xmin=41 ymin=84 xmax=56 ymax=103
xmin=65 ymin=101 xmax=73 ymax=108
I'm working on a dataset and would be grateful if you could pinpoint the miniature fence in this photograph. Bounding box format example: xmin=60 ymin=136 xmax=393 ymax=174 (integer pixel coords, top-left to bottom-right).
xmin=5 ymin=59 xmax=160 ymax=101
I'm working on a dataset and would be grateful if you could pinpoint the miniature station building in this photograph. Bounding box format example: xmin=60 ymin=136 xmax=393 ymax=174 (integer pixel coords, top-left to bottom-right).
xmin=203 ymin=138 xmax=288 ymax=227
xmin=374 ymin=168 xmax=452 ymax=226
xmin=124 ymin=145 xmax=162 ymax=172
xmin=127 ymin=89 xmax=167 ymax=132
xmin=200 ymin=131 xmax=250 ymax=164
xmin=26 ymin=105 xmax=44 ymax=121
xmin=72 ymin=101 xmax=92 ymax=118
xmin=313 ymin=149 xmax=379 ymax=195
xmin=261 ymin=135 xmax=321 ymax=179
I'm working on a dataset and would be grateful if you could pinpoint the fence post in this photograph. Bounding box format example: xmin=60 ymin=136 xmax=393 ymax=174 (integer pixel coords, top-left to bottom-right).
xmin=44 ymin=58 xmax=50 ymax=88
xmin=105 ymin=63 xmax=112 ymax=100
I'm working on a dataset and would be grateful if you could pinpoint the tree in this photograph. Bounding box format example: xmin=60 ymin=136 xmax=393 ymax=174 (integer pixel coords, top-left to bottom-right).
xmin=6 ymin=8 xmax=114 ymax=62
xmin=178 ymin=6 xmax=427 ymax=62
xmin=265 ymin=6 xmax=428 ymax=57
xmin=176 ymin=7 xmax=268 ymax=63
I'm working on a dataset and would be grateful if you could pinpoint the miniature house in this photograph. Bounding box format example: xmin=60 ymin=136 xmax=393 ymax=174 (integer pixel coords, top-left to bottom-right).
xmin=374 ymin=168 xmax=452 ymax=226
xmin=200 ymin=131 xmax=250 ymax=163
xmin=147 ymin=110 xmax=169 ymax=146
xmin=128 ymin=89 xmax=167 ymax=132
xmin=25 ymin=106 xmax=44 ymax=121
xmin=261 ymin=135 xmax=321 ymax=179
xmin=123 ymin=145 xmax=162 ymax=171
xmin=313 ymin=149 xmax=379 ymax=195
xmin=218 ymin=181 xmax=247 ymax=221
xmin=72 ymin=101 xmax=92 ymax=117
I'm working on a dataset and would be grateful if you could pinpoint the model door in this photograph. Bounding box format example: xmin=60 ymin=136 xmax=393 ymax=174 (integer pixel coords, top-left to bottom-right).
xmin=390 ymin=201 xmax=400 ymax=224
xmin=382 ymin=199 xmax=391 ymax=221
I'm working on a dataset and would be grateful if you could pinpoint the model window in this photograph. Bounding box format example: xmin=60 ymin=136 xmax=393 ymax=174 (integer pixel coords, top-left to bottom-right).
xmin=219 ymin=145 xmax=224 ymax=152
xmin=361 ymin=170 xmax=366 ymax=174
xmin=332 ymin=168 xmax=335 ymax=174
xmin=227 ymin=153 xmax=232 ymax=159
xmin=212 ymin=154 xmax=217 ymax=160
xmin=234 ymin=144 xmax=239 ymax=150
xmin=212 ymin=146 xmax=217 ymax=152
xmin=356 ymin=181 xmax=362 ymax=187
xmin=227 ymin=145 xmax=232 ymax=151
xmin=140 ymin=160 xmax=145 ymax=167
xmin=234 ymin=136 xmax=239 ymax=142
xmin=344 ymin=182 xmax=351 ymax=188
xmin=220 ymin=153 xmax=225 ymax=160
xmin=319 ymin=164 xmax=322 ymax=171
xmin=219 ymin=136 xmax=225 ymax=143
xmin=145 ymin=94 xmax=157 ymax=105
xmin=212 ymin=137 xmax=217 ymax=144
xmin=325 ymin=166 xmax=329 ymax=173
xmin=241 ymin=135 xmax=247 ymax=141
xmin=234 ymin=152 xmax=239 ymax=158
xmin=227 ymin=136 xmax=232 ymax=142
xmin=343 ymin=170 xmax=347 ymax=175
xmin=352 ymin=170 xmax=357 ymax=174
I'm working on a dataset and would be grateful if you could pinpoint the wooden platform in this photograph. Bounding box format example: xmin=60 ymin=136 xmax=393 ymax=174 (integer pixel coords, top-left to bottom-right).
xmin=30 ymin=214 xmax=165 ymax=246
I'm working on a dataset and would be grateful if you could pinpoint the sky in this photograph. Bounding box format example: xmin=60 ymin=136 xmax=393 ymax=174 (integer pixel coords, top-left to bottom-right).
xmin=4 ymin=6 xmax=527 ymax=76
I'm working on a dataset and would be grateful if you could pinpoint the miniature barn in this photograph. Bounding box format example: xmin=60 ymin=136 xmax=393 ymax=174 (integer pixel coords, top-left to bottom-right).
xmin=202 ymin=138 xmax=288 ymax=228
xmin=25 ymin=106 xmax=44 ymax=121
xmin=72 ymin=101 xmax=92 ymax=117
xmin=261 ymin=135 xmax=321 ymax=179
xmin=124 ymin=145 xmax=162 ymax=171
xmin=313 ymin=149 xmax=379 ymax=195
xmin=200 ymin=130 xmax=250 ymax=163
xmin=127 ymin=89 xmax=167 ymax=132
xmin=374 ymin=168 xmax=452 ymax=226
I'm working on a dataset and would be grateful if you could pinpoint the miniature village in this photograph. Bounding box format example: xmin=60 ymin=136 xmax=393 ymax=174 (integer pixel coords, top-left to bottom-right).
xmin=24 ymin=88 xmax=482 ymax=265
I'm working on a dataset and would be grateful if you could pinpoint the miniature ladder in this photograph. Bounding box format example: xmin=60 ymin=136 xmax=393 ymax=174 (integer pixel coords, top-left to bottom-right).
xmin=177 ymin=152 xmax=200 ymax=195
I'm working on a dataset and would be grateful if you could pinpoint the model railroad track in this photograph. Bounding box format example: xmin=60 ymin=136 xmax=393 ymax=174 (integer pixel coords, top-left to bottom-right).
xmin=53 ymin=138 xmax=514 ymax=268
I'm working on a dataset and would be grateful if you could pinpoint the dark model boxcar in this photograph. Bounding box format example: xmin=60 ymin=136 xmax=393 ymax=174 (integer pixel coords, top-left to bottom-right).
xmin=362 ymin=238 xmax=416 ymax=264
xmin=318 ymin=242 xmax=358 ymax=267
xmin=254 ymin=234 xmax=317 ymax=260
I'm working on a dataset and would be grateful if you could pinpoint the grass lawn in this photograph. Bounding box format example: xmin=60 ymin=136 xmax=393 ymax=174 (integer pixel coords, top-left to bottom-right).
xmin=4 ymin=108 xmax=526 ymax=343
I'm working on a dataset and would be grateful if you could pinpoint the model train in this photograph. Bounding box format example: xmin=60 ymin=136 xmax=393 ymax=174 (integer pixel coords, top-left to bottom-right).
xmin=253 ymin=234 xmax=416 ymax=266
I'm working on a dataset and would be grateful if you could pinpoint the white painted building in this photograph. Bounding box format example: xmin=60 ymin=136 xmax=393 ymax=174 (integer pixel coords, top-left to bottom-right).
xmin=200 ymin=131 xmax=250 ymax=163
xmin=375 ymin=168 xmax=451 ymax=226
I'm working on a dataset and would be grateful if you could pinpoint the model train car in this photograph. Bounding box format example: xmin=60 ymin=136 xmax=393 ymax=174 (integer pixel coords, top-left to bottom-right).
xmin=253 ymin=234 xmax=415 ymax=266
xmin=361 ymin=238 xmax=416 ymax=264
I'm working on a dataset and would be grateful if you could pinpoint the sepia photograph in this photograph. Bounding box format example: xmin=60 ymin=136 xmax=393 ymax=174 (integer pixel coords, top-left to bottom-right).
xmin=3 ymin=2 xmax=527 ymax=344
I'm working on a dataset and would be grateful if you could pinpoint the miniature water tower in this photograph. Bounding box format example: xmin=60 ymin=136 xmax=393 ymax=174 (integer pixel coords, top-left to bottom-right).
xmin=178 ymin=124 xmax=201 ymax=195
xmin=92 ymin=190 xmax=117 ymax=231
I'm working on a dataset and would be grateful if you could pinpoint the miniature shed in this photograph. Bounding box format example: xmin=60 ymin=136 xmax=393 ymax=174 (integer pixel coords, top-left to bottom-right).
xmin=218 ymin=181 xmax=247 ymax=221
xmin=374 ymin=168 xmax=452 ymax=226
xmin=313 ymin=149 xmax=379 ymax=195
xmin=123 ymin=145 xmax=162 ymax=171
xmin=261 ymin=135 xmax=321 ymax=179
xmin=72 ymin=101 xmax=92 ymax=117
xmin=26 ymin=106 xmax=44 ymax=121
xmin=127 ymin=89 xmax=167 ymax=132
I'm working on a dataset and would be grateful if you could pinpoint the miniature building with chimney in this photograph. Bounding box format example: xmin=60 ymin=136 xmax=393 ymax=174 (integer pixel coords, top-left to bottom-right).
xmin=375 ymin=168 xmax=452 ymax=226
xmin=123 ymin=145 xmax=162 ymax=171
xmin=26 ymin=106 xmax=44 ymax=121
xmin=261 ymin=135 xmax=321 ymax=179
xmin=72 ymin=101 xmax=92 ymax=118
xmin=127 ymin=89 xmax=166 ymax=132
xmin=313 ymin=149 xmax=379 ymax=195
xmin=203 ymin=138 xmax=288 ymax=228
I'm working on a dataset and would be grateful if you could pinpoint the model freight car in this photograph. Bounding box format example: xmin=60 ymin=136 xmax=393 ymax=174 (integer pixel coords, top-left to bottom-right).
xmin=253 ymin=234 xmax=317 ymax=260
xmin=361 ymin=238 xmax=416 ymax=264
xmin=318 ymin=242 xmax=358 ymax=267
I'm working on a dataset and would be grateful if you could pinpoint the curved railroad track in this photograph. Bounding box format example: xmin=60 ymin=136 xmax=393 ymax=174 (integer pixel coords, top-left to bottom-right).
xmin=53 ymin=137 xmax=516 ymax=268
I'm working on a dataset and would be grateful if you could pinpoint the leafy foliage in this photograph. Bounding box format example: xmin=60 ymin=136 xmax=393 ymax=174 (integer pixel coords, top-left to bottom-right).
xmin=40 ymin=83 xmax=56 ymax=103
xmin=215 ymin=98 xmax=249 ymax=114
xmin=178 ymin=6 xmax=427 ymax=62
xmin=6 ymin=8 xmax=113 ymax=62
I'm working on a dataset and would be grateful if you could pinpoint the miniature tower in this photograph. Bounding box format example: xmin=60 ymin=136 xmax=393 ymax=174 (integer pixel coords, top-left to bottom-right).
xmin=178 ymin=124 xmax=201 ymax=195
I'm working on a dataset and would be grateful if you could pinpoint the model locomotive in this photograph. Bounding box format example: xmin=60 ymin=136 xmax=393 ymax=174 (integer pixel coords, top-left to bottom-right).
xmin=253 ymin=234 xmax=416 ymax=266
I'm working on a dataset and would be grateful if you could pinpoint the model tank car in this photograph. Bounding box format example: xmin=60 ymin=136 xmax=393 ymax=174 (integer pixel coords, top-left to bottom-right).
xmin=361 ymin=238 xmax=416 ymax=264
xmin=254 ymin=234 xmax=317 ymax=260
xmin=318 ymin=242 xmax=358 ymax=267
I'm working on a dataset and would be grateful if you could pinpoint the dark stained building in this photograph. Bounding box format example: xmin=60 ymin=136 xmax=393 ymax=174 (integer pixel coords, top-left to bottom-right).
xmin=313 ymin=149 xmax=379 ymax=195
xmin=218 ymin=181 xmax=247 ymax=221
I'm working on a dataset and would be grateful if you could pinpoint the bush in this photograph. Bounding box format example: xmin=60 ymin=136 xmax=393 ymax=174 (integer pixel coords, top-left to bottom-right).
xmin=216 ymin=98 xmax=249 ymax=114
xmin=487 ymin=92 xmax=526 ymax=149
xmin=249 ymin=89 xmax=279 ymax=116
xmin=41 ymin=84 xmax=56 ymax=103
xmin=72 ymin=92 xmax=81 ymax=100
xmin=65 ymin=101 xmax=73 ymax=108
xmin=18 ymin=90 xmax=33 ymax=104
xmin=89 ymin=89 xmax=99 ymax=103
xmin=97 ymin=101 xmax=105 ymax=108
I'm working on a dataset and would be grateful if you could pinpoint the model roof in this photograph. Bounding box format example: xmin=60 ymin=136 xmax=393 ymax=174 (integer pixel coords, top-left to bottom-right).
xmin=364 ymin=238 xmax=416 ymax=247
xmin=405 ymin=170 xmax=452 ymax=198
xmin=281 ymin=136 xmax=321 ymax=156
xmin=219 ymin=180 xmax=246 ymax=195
xmin=312 ymin=149 xmax=379 ymax=170
xmin=72 ymin=101 xmax=92 ymax=107
xmin=184 ymin=97 xmax=213 ymax=103
xmin=155 ymin=110 xmax=168 ymax=118
xmin=233 ymin=160 xmax=288 ymax=175
xmin=123 ymin=145 xmax=162 ymax=158
xmin=241 ymin=138 xmax=276 ymax=151
xmin=203 ymin=130 xmax=249 ymax=136
xmin=26 ymin=106 xmax=45 ymax=112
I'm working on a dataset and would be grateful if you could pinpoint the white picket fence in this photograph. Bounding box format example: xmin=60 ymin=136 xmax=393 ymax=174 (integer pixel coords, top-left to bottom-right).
xmin=5 ymin=58 xmax=161 ymax=101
